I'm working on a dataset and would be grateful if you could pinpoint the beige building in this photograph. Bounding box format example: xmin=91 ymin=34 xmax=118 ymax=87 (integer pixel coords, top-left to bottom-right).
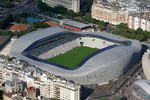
xmin=42 ymin=0 xmax=83 ymax=13
xmin=92 ymin=0 xmax=128 ymax=25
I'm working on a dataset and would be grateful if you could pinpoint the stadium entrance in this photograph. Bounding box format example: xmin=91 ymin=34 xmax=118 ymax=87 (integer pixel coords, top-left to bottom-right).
xmin=80 ymin=42 xmax=84 ymax=46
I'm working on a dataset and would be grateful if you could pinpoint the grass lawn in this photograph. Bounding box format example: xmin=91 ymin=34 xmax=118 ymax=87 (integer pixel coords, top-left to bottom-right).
xmin=45 ymin=46 xmax=98 ymax=68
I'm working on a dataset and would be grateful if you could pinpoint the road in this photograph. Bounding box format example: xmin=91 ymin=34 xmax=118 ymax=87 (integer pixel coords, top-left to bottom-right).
xmin=0 ymin=0 xmax=38 ymax=17
xmin=85 ymin=59 xmax=143 ymax=100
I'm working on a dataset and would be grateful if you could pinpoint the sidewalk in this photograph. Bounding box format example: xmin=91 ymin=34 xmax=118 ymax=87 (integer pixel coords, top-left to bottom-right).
xmin=0 ymin=38 xmax=16 ymax=56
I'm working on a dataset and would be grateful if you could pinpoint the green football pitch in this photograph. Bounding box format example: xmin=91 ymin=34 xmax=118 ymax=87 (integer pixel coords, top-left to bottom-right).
xmin=45 ymin=46 xmax=98 ymax=68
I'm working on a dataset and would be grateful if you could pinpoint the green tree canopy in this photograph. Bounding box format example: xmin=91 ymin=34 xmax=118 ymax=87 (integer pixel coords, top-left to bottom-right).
xmin=3 ymin=0 xmax=13 ymax=8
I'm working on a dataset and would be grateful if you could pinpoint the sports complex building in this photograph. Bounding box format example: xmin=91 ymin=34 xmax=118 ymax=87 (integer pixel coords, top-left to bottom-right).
xmin=9 ymin=27 xmax=142 ymax=85
xmin=142 ymin=49 xmax=150 ymax=80
xmin=132 ymin=80 xmax=150 ymax=100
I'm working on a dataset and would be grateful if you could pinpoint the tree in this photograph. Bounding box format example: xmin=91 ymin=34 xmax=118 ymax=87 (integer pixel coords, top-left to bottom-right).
xmin=32 ymin=21 xmax=50 ymax=29
xmin=20 ymin=18 xmax=26 ymax=24
xmin=0 ymin=14 xmax=12 ymax=29
xmin=53 ymin=6 xmax=68 ymax=14
xmin=98 ymin=21 xmax=105 ymax=30
xmin=34 ymin=0 xmax=39 ymax=5
xmin=65 ymin=10 xmax=76 ymax=17
xmin=12 ymin=14 xmax=21 ymax=22
xmin=3 ymin=0 xmax=13 ymax=8
xmin=136 ymin=28 xmax=143 ymax=34
xmin=0 ymin=90 xmax=4 ymax=99
xmin=80 ymin=0 xmax=94 ymax=14
xmin=102 ymin=97 xmax=106 ymax=100
xmin=37 ymin=2 xmax=51 ymax=12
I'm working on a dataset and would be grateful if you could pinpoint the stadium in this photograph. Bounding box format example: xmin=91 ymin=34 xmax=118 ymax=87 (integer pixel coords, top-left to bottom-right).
xmin=9 ymin=27 xmax=142 ymax=85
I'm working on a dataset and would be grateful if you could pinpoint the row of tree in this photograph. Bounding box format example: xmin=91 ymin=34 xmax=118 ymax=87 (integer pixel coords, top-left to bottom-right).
xmin=13 ymin=21 xmax=50 ymax=37
xmin=0 ymin=29 xmax=11 ymax=35
xmin=0 ymin=0 xmax=13 ymax=8
xmin=80 ymin=0 xmax=94 ymax=15
xmin=0 ymin=0 xmax=25 ymax=8
xmin=113 ymin=23 xmax=150 ymax=41
xmin=76 ymin=15 xmax=150 ymax=41
xmin=0 ymin=12 xmax=28 ymax=29
xmin=37 ymin=2 xmax=77 ymax=17
xmin=0 ymin=12 xmax=50 ymax=37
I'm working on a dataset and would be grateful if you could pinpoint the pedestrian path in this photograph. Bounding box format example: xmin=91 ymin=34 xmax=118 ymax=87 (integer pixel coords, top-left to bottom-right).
xmin=0 ymin=38 xmax=16 ymax=56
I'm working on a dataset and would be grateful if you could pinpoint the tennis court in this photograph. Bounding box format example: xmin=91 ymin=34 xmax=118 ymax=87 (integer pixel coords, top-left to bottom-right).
xmin=25 ymin=16 xmax=43 ymax=24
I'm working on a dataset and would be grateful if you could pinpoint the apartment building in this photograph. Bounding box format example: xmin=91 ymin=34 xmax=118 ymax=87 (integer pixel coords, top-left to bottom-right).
xmin=92 ymin=0 xmax=128 ymax=25
xmin=56 ymin=80 xmax=80 ymax=100
xmin=0 ymin=55 xmax=81 ymax=100
xmin=42 ymin=0 xmax=84 ymax=13
xmin=5 ymin=80 xmax=23 ymax=93
xmin=127 ymin=12 xmax=150 ymax=32
xmin=27 ymin=73 xmax=81 ymax=100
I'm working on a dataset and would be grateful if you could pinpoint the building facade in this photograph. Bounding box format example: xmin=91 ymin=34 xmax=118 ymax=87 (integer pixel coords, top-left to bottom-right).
xmin=42 ymin=0 xmax=82 ymax=13
xmin=127 ymin=12 xmax=150 ymax=32
xmin=0 ymin=55 xmax=81 ymax=100
xmin=142 ymin=49 xmax=150 ymax=80
xmin=92 ymin=0 xmax=128 ymax=25
xmin=26 ymin=73 xmax=81 ymax=100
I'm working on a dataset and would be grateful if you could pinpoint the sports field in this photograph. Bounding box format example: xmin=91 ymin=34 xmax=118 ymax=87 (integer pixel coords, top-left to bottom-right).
xmin=45 ymin=46 xmax=98 ymax=68
xmin=0 ymin=36 xmax=10 ymax=45
xmin=25 ymin=16 xmax=43 ymax=24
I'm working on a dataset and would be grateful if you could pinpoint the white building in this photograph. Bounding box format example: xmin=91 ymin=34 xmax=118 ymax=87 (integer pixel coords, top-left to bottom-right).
xmin=127 ymin=12 xmax=150 ymax=32
xmin=0 ymin=55 xmax=81 ymax=100
xmin=42 ymin=0 xmax=85 ymax=13
xmin=142 ymin=49 xmax=150 ymax=80
xmin=132 ymin=80 xmax=150 ymax=100
xmin=58 ymin=82 xmax=80 ymax=100
xmin=35 ymin=73 xmax=81 ymax=100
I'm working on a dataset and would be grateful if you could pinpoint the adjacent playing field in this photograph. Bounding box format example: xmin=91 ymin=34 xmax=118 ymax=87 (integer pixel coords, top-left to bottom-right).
xmin=45 ymin=46 xmax=98 ymax=68
xmin=0 ymin=36 xmax=10 ymax=45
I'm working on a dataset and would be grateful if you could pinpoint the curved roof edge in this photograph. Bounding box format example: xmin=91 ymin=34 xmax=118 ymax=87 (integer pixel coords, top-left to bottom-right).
xmin=133 ymin=80 xmax=150 ymax=95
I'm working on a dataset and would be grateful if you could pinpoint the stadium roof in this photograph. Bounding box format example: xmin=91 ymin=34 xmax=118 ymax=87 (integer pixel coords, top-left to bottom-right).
xmin=133 ymin=80 xmax=150 ymax=95
xmin=61 ymin=19 xmax=91 ymax=29
xmin=9 ymin=27 xmax=142 ymax=85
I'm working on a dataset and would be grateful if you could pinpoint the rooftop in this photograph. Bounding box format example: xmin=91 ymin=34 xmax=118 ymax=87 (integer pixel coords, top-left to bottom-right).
xmin=129 ymin=12 xmax=150 ymax=20
xmin=61 ymin=19 xmax=91 ymax=29
xmin=26 ymin=87 xmax=36 ymax=92
xmin=93 ymin=0 xmax=125 ymax=11
xmin=4 ymin=91 xmax=21 ymax=98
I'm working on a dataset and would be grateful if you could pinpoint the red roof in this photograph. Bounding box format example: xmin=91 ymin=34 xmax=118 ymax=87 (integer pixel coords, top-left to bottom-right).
xmin=9 ymin=24 xmax=30 ymax=31
xmin=3 ymin=91 xmax=21 ymax=98
xmin=45 ymin=21 xmax=59 ymax=27
xmin=26 ymin=87 xmax=36 ymax=92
